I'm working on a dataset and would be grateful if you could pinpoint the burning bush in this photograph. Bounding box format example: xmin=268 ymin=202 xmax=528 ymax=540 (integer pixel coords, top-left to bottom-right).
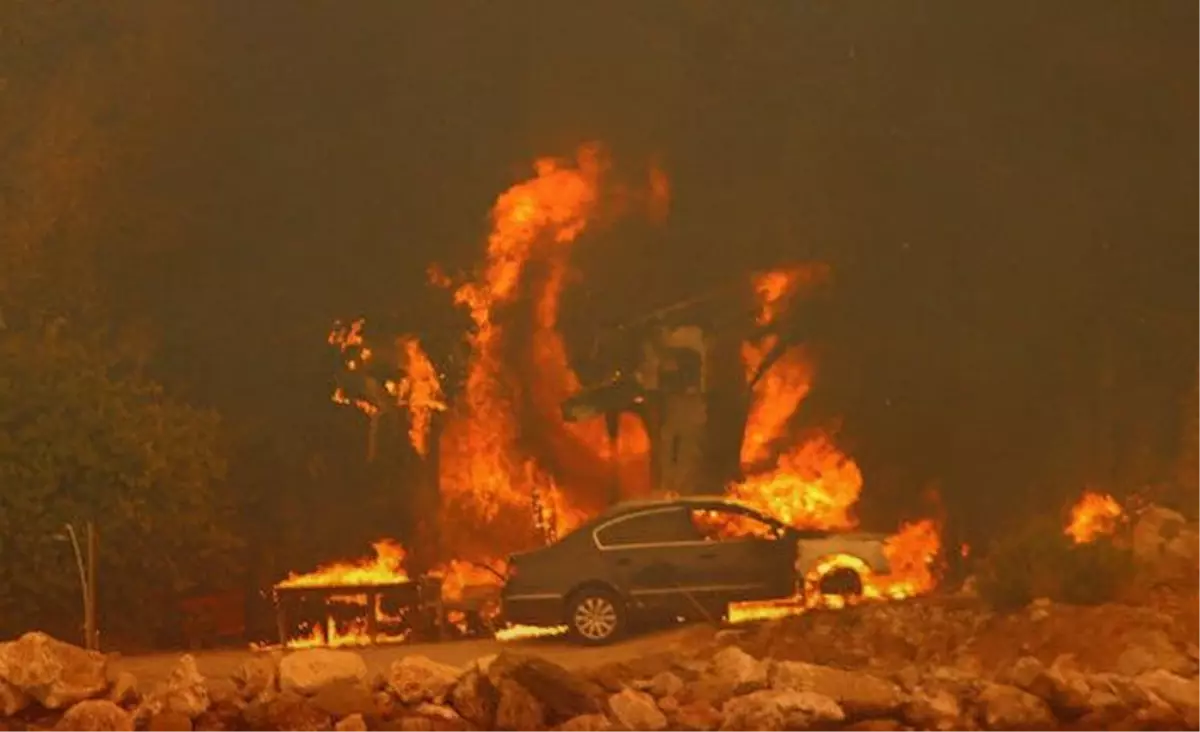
xmin=977 ymin=519 xmax=1135 ymax=611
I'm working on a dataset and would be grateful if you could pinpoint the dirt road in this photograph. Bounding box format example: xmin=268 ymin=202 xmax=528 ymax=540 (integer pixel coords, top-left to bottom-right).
xmin=113 ymin=626 xmax=701 ymax=687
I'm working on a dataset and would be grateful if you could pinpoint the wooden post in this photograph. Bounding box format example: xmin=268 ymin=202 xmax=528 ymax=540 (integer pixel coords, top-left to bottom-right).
xmin=85 ymin=522 xmax=98 ymax=651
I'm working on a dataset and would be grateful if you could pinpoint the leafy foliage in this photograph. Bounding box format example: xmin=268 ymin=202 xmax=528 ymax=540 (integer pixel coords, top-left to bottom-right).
xmin=0 ymin=327 xmax=241 ymax=645
xmin=977 ymin=518 xmax=1135 ymax=611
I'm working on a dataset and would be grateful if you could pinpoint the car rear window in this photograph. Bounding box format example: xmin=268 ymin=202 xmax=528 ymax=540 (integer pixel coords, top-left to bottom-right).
xmin=595 ymin=508 xmax=700 ymax=547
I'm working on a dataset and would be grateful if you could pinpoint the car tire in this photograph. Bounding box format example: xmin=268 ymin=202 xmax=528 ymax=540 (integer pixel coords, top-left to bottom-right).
xmin=566 ymin=587 xmax=625 ymax=645
xmin=818 ymin=567 xmax=864 ymax=598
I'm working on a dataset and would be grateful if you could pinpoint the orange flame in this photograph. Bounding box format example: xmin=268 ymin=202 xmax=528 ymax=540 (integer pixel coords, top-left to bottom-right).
xmin=388 ymin=336 xmax=446 ymax=457
xmin=277 ymin=539 xmax=409 ymax=589
xmin=730 ymin=266 xmax=862 ymax=530
xmin=1066 ymin=490 xmax=1124 ymax=544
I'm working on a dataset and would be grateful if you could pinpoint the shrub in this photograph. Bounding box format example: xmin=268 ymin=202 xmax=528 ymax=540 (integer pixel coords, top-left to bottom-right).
xmin=977 ymin=519 xmax=1135 ymax=610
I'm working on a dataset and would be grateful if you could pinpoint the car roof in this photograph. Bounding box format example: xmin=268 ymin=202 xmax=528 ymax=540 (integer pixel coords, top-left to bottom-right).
xmin=596 ymin=495 xmax=771 ymax=520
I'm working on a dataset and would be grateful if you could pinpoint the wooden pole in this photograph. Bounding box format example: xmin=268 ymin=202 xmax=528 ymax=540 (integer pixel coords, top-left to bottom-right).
xmin=85 ymin=521 xmax=98 ymax=651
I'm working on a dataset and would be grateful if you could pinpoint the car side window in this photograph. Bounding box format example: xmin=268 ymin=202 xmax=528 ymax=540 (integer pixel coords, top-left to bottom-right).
xmin=690 ymin=508 xmax=781 ymax=542
xmin=595 ymin=509 xmax=701 ymax=547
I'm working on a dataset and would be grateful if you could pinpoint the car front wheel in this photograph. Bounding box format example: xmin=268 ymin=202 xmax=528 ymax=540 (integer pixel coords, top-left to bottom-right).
xmin=567 ymin=587 xmax=625 ymax=645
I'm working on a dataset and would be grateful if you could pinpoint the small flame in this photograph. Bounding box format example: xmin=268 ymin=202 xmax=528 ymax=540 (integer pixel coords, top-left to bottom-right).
xmin=1066 ymin=490 xmax=1124 ymax=544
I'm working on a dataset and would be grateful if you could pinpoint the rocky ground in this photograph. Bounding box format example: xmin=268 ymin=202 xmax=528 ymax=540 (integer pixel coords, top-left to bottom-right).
xmin=0 ymin=586 xmax=1197 ymax=731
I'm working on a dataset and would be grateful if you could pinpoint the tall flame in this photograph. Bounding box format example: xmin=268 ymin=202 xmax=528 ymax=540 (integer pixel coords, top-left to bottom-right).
xmin=730 ymin=267 xmax=862 ymax=529
xmin=277 ymin=539 xmax=409 ymax=589
xmin=437 ymin=145 xmax=606 ymax=557
xmin=387 ymin=336 xmax=446 ymax=457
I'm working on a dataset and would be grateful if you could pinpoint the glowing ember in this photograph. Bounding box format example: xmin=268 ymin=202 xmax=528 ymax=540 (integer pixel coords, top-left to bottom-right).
xmin=1066 ymin=490 xmax=1125 ymax=544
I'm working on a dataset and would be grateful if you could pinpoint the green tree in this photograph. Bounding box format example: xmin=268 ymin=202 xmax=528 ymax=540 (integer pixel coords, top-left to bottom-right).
xmin=0 ymin=326 xmax=241 ymax=645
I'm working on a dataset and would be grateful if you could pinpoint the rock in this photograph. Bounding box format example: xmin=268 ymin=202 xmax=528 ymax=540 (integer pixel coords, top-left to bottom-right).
xmin=388 ymin=655 xmax=462 ymax=704
xmin=204 ymin=678 xmax=239 ymax=709
xmin=146 ymin=711 xmax=194 ymax=731
xmin=892 ymin=666 xmax=921 ymax=693
xmin=449 ymin=667 xmax=496 ymax=728
xmin=279 ymin=649 xmax=367 ymax=695
xmin=772 ymin=661 xmax=904 ymax=719
xmin=1027 ymin=598 xmax=1053 ymax=622
xmin=108 ymin=671 xmax=140 ymax=707
xmin=310 ymin=680 xmax=375 ymax=718
xmin=646 ymin=671 xmax=683 ymax=700
xmin=487 ymin=652 xmax=603 ymax=724
xmin=609 ymin=688 xmax=667 ymax=731
xmin=494 ymin=679 xmax=546 ymax=731
xmin=901 ymin=688 xmax=960 ymax=731
xmin=976 ymin=683 xmax=1056 ymax=730
xmin=672 ymin=700 xmax=722 ymax=731
xmin=554 ymin=713 xmax=613 ymax=731
xmin=192 ymin=711 xmax=228 ymax=731
xmin=1134 ymin=670 xmax=1199 ymax=719
xmin=1001 ymin=655 xmax=1090 ymax=716
xmin=1117 ymin=629 xmax=1192 ymax=676
xmin=371 ymin=689 xmax=396 ymax=722
xmin=1132 ymin=506 xmax=1187 ymax=559
xmin=677 ymin=677 xmax=736 ymax=708
xmin=233 ymin=654 xmax=279 ymax=701
xmin=706 ymin=646 xmax=767 ymax=694
xmin=137 ymin=655 xmax=210 ymax=721
xmin=0 ymin=632 xmax=109 ymax=709
xmin=720 ymin=689 xmax=844 ymax=731
xmin=54 ymin=699 xmax=135 ymax=731
xmin=843 ymin=719 xmax=907 ymax=731
xmin=712 ymin=629 xmax=746 ymax=646
xmin=0 ymin=679 xmax=31 ymax=716
xmin=253 ymin=690 xmax=332 ymax=731
xmin=336 ymin=713 xmax=368 ymax=732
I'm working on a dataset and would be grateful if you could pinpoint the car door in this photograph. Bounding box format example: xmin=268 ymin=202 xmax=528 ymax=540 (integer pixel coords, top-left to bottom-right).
xmin=685 ymin=506 xmax=797 ymax=602
xmin=592 ymin=507 xmax=709 ymax=613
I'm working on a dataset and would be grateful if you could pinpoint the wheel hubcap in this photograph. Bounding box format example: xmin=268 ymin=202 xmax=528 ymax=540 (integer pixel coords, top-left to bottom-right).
xmin=574 ymin=596 xmax=617 ymax=640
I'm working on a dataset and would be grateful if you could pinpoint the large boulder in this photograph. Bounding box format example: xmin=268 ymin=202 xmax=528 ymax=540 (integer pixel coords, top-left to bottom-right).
xmin=901 ymin=688 xmax=961 ymax=731
xmin=232 ymin=654 xmax=279 ymax=701
xmin=309 ymin=679 xmax=376 ymax=718
xmin=671 ymin=700 xmax=722 ymax=731
xmin=487 ymin=652 xmax=603 ymax=725
xmin=706 ymin=646 xmax=767 ymax=695
xmin=976 ymin=683 xmax=1056 ymax=730
xmin=388 ymin=655 xmax=462 ymax=704
xmin=55 ymin=699 xmax=135 ymax=731
xmin=771 ymin=661 xmax=904 ymax=719
xmin=279 ymin=649 xmax=367 ymax=695
xmin=554 ymin=713 xmax=613 ymax=731
xmin=0 ymin=679 xmax=31 ymax=716
xmin=608 ymin=688 xmax=667 ymax=731
xmin=108 ymin=671 xmax=140 ymax=708
xmin=0 ymin=632 xmax=108 ymax=709
xmin=1134 ymin=669 xmax=1200 ymax=727
xmin=720 ymin=689 xmax=844 ymax=731
xmin=493 ymin=679 xmax=546 ymax=731
xmin=136 ymin=655 xmax=209 ymax=721
xmin=449 ymin=667 xmax=496 ymax=729
xmin=244 ymin=689 xmax=332 ymax=731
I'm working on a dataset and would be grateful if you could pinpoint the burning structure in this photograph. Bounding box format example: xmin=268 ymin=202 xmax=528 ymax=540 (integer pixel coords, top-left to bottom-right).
xmin=281 ymin=144 xmax=943 ymax=648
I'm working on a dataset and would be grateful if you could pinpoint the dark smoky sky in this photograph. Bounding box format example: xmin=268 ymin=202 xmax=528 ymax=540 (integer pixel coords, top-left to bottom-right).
xmin=123 ymin=1 xmax=1197 ymax=533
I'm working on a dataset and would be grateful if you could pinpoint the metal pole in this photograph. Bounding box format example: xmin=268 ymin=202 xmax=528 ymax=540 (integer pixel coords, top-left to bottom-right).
xmin=85 ymin=521 xmax=98 ymax=651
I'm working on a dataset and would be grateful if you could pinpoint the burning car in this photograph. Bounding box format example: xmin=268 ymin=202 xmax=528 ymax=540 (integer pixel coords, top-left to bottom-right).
xmin=500 ymin=496 xmax=891 ymax=644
